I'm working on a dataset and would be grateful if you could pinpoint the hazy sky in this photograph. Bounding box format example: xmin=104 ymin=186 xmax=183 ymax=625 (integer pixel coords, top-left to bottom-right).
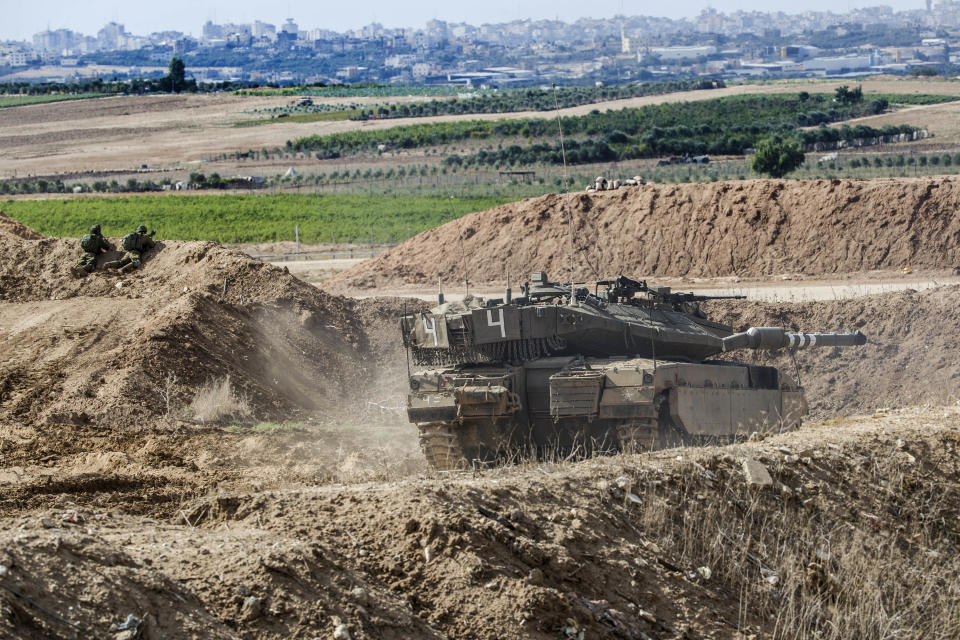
xmin=5 ymin=0 xmax=928 ymax=41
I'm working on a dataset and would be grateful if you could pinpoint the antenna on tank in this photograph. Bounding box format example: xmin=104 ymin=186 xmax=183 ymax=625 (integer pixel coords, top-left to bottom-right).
xmin=505 ymin=268 xmax=512 ymax=303
xmin=402 ymin=300 xmax=411 ymax=379
xmin=437 ymin=277 xmax=444 ymax=306
xmin=457 ymin=220 xmax=470 ymax=294
xmin=552 ymin=83 xmax=577 ymax=307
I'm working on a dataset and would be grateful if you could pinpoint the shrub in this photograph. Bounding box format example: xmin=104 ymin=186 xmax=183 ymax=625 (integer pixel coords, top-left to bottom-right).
xmin=190 ymin=376 xmax=250 ymax=424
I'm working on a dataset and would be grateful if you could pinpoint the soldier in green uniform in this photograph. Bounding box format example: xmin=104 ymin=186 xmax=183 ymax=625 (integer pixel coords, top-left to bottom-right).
xmin=71 ymin=224 xmax=111 ymax=278
xmin=104 ymin=225 xmax=156 ymax=274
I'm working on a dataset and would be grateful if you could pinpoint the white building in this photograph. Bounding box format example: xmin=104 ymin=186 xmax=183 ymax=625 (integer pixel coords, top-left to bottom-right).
xmin=2 ymin=51 xmax=28 ymax=66
xmin=253 ymin=21 xmax=276 ymax=40
xmin=385 ymin=54 xmax=417 ymax=68
xmin=803 ymin=55 xmax=872 ymax=73
xmin=648 ymin=46 xmax=717 ymax=62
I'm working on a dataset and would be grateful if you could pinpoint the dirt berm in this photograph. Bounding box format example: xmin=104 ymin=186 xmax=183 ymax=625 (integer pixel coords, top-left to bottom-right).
xmin=327 ymin=176 xmax=960 ymax=290
xmin=705 ymin=284 xmax=960 ymax=417
xmin=1 ymin=408 xmax=958 ymax=639
xmin=0 ymin=212 xmax=419 ymax=428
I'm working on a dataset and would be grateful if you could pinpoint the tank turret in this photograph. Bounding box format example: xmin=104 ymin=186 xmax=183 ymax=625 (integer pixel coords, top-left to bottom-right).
xmin=401 ymin=272 xmax=867 ymax=470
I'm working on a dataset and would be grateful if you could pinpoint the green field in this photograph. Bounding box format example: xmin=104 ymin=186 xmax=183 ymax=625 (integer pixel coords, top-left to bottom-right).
xmin=1 ymin=193 xmax=515 ymax=243
xmin=0 ymin=93 xmax=106 ymax=108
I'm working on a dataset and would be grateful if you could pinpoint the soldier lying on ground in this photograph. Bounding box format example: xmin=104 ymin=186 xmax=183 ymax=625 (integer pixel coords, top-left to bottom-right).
xmin=70 ymin=224 xmax=111 ymax=278
xmin=104 ymin=225 xmax=156 ymax=274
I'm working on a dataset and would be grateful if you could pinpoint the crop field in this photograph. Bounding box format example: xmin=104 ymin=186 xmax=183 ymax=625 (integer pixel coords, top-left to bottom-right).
xmin=0 ymin=93 xmax=106 ymax=108
xmin=0 ymin=193 xmax=515 ymax=243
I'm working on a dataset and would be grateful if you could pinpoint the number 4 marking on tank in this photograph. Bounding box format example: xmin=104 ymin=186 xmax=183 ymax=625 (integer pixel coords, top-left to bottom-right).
xmin=422 ymin=316 xmax=439 ymax=346
xmin=486 ymin=309 xmax=506 ymax=338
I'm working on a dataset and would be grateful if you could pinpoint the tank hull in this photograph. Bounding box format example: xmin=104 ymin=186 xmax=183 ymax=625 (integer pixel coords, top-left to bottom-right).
xmin=408 ymin=356 xmax=807 ymax=470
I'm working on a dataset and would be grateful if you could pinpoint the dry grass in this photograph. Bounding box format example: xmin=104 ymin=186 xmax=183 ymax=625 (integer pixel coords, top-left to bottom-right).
xmin=623 ymin=444 xmax=960 ymax=639
xmin=190 ymin=375 xmax=251 ymax=424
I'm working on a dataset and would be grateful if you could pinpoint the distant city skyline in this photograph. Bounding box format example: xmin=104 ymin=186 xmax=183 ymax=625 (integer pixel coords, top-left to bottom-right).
xmin=4 ymin=0 xmax=939 ymax=41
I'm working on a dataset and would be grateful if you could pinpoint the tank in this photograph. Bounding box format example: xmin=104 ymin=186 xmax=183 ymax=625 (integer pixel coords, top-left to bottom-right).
xmin=400 ymin=272 xmax=867 ymax=470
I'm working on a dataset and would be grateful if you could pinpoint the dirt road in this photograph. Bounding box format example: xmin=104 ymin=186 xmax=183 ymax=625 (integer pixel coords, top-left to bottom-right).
xmin=317 ymin=272 xmax=960 ymax=302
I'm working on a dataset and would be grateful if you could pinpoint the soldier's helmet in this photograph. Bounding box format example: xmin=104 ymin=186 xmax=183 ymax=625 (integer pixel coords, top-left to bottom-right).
xmin=136 ymin=225 xmax=147 ymax=234
xmin=89 ymin=224 xmax=101 ymax=235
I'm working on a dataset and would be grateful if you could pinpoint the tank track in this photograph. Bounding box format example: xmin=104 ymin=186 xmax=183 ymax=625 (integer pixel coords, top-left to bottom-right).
xmin=419 ymin=418 xmax=661 ymax=470
xmin=616 ymin=419 xmax=658 ymax=453
xmin=417 ymin=422 xmax=465 ymax=471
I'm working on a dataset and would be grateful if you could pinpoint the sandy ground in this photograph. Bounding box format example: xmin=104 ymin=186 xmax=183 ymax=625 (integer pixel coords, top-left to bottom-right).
xmin=3 ymin=78 xmax=960 ymax=176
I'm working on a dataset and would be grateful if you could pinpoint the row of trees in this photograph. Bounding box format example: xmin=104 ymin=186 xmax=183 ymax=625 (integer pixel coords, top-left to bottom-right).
xmin=439 ymin=121 xmax=918 ymax=169
xmin=0 ymin=57 xmax=202 ymax=96
xmin=349 ymin=80 xmax=724 ymax=120
xmin=846 ymin=153 xmax=960 ymax=168
xmin=799 ymin=123 xmax=919 ymax=146
xmin=289 ymin=93 xmax=936 ymax=163
xmin=8 ymin=150 xmax=960 ymax=196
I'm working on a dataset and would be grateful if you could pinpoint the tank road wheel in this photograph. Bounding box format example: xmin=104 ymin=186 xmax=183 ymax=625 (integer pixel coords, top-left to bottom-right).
xmin=616 ymin=419 xmax=658 ymax=454
xmin=417 ymin=422 xmax=466 ymax=471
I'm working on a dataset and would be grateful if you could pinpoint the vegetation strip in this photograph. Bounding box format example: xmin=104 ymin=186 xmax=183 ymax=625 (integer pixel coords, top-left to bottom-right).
xmin=0 ymin=194 xmax=515 ymax=243
xmin=348 ymin=80 xmax=724 ymax=119
xmin=0 ymin=94 xmax=107 ymax=108
xmin=288 ymin=92 xmax=955 ymax=165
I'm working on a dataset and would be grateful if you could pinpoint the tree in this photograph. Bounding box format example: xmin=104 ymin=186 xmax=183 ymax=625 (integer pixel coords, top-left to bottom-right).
xmin=751 ymin=135 xmax=806 ymax=178
xmin=834 ymin=84 xmax=863 ymax=105
xmin=869 ymin=98 xmax=889 ymax=114
xmin=167 ymin=56 xmax=186 ymax=93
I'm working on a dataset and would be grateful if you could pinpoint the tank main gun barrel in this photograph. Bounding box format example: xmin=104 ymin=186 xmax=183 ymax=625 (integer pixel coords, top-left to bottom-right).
xmin=721 ymin=327 xmax=867 ymax=353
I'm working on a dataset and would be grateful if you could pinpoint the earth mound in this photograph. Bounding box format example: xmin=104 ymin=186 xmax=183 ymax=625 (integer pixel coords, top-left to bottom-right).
xmin=0 ymin=222 xmax=418 ymax=428
xmin=706 ymin=284 xmax=960 ymax=417
xmin=327 ymin=177 xmax=960 ymax=290
xmin=2 ymin=408 xmax=958 ymax=639
xmin=0 ymin=211 xmax=44 ymax=240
